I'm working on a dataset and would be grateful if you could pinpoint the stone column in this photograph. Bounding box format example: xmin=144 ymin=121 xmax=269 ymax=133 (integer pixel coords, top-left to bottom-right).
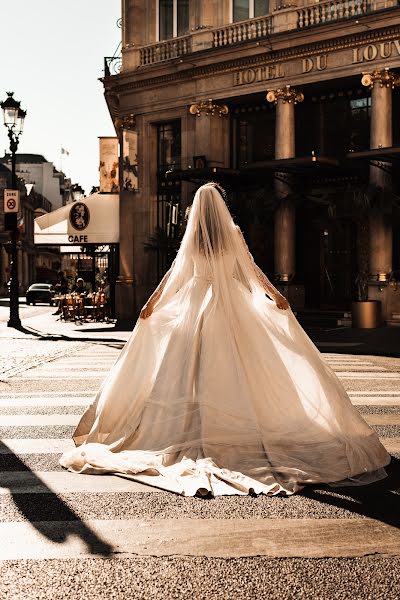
xmin=267 ymin=85 xmax=304 ymax=283
xmin=362 ymin=69 xmax=400 ymax=283
xmin=114 ymin=114 xmax=137 ymax=324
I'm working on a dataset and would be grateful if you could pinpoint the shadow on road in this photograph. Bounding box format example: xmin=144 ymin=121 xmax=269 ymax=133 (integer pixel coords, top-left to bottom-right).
xmin=0 ymin=440 xmax=113 ymax=556
xmin=303 ymin=455 xmax=400 ymax=527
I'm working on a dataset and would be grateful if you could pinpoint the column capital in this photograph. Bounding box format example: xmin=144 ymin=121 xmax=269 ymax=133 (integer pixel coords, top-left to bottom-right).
xmin=361 ymin=68 xmax=400 ymax=90
xmin=189 ymin=99 xmax=229 ymax=117
xmin=266 ymin=85 xmax=304 ymax=105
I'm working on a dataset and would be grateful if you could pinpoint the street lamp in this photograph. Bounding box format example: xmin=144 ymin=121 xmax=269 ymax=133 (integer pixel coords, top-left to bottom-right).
xmin=71 ymin=184 xmax=85 ymax=202
xmin=1 ymin=92 xmax=27 ymax=329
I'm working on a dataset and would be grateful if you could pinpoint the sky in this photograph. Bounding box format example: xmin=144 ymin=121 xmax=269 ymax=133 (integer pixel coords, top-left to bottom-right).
xmin=0 ymin=0 xmax=121 ymax=195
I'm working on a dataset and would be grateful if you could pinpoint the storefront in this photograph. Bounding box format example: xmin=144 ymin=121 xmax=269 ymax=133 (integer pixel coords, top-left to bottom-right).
xmin=34 ymin=192 xmax=120 ymax=312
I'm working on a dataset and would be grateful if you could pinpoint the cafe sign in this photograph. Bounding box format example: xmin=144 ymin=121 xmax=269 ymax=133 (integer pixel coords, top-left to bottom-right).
xmin=34 ymin=193 xmax=119 ymax=245
xmin=234 ymin=38 xmax=400 ymax=85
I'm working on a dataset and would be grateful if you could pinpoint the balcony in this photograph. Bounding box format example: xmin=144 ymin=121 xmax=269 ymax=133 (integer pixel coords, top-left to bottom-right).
xmin=115 ymin=0 xmax=398 ymax=71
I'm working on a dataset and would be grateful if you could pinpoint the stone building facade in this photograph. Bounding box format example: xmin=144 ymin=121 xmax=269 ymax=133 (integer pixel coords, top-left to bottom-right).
xmin=103 ymin=0 xmax=400 ymax=323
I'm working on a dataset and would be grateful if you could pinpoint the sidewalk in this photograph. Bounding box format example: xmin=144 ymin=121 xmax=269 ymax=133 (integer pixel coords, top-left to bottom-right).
xmin=0 ymin=299 xmax=399 ymax=355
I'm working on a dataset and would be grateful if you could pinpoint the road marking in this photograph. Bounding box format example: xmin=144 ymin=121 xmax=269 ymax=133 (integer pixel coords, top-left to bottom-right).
xmin=0 ymin=439 xmax=76 ymax=454
xmin=0 ymin=471 xmax=159 ymax=495
xmin=0 ymin=415 xmax=81 ymax=426
xmin=363 ymin=414 xmax=400 ymax=425
xmin=328 ymin=366 xmax=387 ymax=371
xmin=0 ymin=518 xmax=399 ymax=560
xmin=349 ymin=391 xmax=400 ymax=395
xmin=0 ymin=397 xmax=93 ymax=407
xmin=337 ymin=372 xmax=400 ymax=379
xmin=2 ymin=413 xmax=399 ymax=427
xmin=1 ymin=437 xmax=398 ymax=456
xmin=9 ymin=371 xmax=107 ymax=380
xmin=0 ymin=391 xmax=97 ymax=397
xmin=351 ymin=397 xmax=400 ymax=406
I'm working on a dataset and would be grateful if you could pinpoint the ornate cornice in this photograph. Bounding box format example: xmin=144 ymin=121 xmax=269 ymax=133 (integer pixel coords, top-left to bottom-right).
xmin=266 ymin=85 xmax=304 ymax=104
xmin=361 ymin=67 xmax=400 ymax=89
xmin=105 ymin=24 xmax=400 ymax=95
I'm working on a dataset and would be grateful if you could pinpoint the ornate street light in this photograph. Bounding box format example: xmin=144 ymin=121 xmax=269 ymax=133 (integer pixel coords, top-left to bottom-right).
xmin=71 ymin=184 xmax=85 ymax=202
xmin=1 ymin=92 xmax=27 ymax=329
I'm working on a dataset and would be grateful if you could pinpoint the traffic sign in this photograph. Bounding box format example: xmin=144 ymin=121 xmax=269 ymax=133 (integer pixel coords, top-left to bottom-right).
xmin=4 ymin=190 xmax=20 ymax=213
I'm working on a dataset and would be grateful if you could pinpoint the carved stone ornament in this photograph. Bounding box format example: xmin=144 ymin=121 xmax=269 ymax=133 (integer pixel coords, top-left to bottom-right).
xmin=266 ymin=85 xmax=304 ymax=105
xmin=189 ymin=98 xmax=229 ymax=117
xmin=361 ymin=68 xmax=400 ymax=90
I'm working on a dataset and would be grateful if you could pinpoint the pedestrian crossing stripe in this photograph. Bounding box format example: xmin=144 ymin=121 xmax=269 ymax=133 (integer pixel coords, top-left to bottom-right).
xmin=0 ymin=518 xmax=399 ymax=560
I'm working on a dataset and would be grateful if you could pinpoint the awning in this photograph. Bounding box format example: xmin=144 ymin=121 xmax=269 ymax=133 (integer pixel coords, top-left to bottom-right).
xmin=34 ymin=193 xmax=119 ymax=245
xmin=242 ymin=156 xmax=340 ymax=174
xmin=346 ymin=146 xmax=400 ymax=163
xmin=164 ymin=166 xmax=271 ymax=189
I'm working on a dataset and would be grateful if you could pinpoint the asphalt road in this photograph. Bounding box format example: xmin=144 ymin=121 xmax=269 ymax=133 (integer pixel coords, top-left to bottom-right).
xmin=0 ymin=334 xmax=399 ymax=599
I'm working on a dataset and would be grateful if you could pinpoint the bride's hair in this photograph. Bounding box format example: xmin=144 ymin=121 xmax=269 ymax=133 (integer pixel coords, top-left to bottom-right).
xmin=191 ymin=182 xmax=230 ymax=255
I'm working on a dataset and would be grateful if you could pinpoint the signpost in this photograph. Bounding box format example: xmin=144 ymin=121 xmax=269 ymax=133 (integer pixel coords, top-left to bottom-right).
xmin=4 ymin=189 xmax=20 ymax=213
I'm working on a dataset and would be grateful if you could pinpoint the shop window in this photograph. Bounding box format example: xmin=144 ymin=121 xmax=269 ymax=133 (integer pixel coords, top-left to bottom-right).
xmin=233 ymin=0 xmax=269 ymax=21
xmin=159 ymin=0 xmax=189 ymax=40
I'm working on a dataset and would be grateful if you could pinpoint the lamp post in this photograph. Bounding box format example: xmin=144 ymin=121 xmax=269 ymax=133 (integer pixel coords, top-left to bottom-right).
xmin=71 ymin=183 xmax=85 ymax=202
xmin=1 ymin=92 xmax=26 ymax=329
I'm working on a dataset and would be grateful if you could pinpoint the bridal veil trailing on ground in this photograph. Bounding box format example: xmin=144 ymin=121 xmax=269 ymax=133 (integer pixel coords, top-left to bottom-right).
xmin=60 ymin=183 xmax=390 ymax=496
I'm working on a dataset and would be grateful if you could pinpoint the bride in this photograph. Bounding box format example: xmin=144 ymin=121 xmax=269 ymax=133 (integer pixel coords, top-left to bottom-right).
xmin=60 ymin=182 xmax=390 ymax=496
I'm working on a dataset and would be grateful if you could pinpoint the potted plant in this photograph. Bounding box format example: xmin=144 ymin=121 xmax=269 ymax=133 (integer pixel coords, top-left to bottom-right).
xmin=351 ymin=189 xmax=382 ymax=328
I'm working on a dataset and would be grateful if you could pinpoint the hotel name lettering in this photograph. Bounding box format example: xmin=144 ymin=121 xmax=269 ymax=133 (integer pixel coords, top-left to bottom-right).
xmin=234 ymin=39 xmax=400 ymax=86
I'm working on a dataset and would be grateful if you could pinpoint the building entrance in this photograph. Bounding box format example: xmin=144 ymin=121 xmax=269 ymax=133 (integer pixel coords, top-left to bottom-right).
xmin=302 ymin=218 xmax=355 ymax=310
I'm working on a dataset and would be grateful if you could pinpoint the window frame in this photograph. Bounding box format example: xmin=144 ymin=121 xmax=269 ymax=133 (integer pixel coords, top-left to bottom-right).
xmin=230 ymin=0 xmax=269 ymax=22
xmin=157 ymin=0 xmax=187 ymax=41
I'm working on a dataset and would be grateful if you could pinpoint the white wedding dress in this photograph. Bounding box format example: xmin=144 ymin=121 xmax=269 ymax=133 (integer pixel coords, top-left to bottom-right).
xmin=60 ymin=184 xmax=390 ymax=496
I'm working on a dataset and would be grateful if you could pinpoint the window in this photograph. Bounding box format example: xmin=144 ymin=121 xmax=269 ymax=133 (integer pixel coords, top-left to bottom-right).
xmin=348 ymin=96 xmax=371 ymax=152
xmin=159 ymin=0 xmax=189 ymax=40
xmin=233 ymin=0 xmax=269 ymax=22
xmin=157 ymin=121 xmax=181 ymax=172
xmin=235 ymin=109 xmax=275 ymax=167
xmin=156 ymin=121 xmax=182 ymax=276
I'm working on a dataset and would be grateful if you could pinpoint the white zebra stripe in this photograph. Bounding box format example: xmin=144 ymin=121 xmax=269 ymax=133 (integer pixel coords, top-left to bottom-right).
xmin=0 ymin=517 xmax=399 ymax=560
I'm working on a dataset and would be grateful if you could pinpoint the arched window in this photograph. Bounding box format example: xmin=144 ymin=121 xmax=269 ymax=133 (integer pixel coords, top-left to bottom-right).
xmin=232 ymin=0 xmax=269 ymax=22
xmin=159 ymin=0 xmax=189 ymax=40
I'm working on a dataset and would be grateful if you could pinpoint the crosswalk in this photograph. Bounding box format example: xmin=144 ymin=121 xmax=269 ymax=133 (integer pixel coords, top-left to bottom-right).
xmin=1 ymin=348 xmax=400 ymax=595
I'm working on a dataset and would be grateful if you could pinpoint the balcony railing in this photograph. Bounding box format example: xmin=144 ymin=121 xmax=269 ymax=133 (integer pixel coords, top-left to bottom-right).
xmin=213 ymin=15 xmax=272 ymax=47
xmin=140 ymin=35 xmax=192 ymax=66
xmin=297 ymin=0 xmax=373 ymax=28
xmin=114 ymin=0 xmax=397 ymax=70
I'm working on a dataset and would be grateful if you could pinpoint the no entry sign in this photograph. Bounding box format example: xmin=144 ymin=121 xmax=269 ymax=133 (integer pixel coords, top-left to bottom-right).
xmin=4 ymin=190 xmax=20 ymax=213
